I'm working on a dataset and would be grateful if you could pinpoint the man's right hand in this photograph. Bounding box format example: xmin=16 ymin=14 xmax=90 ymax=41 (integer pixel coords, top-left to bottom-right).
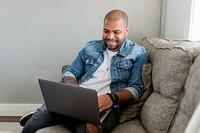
xmin=98 ymin=94 xmax=113 ymax=112
xmin=62 ymin=76 xmax=79 ymax=86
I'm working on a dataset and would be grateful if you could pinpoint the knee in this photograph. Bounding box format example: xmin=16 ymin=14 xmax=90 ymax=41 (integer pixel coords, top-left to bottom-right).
xmin=86 ymin=123 xmax=102 ymax=133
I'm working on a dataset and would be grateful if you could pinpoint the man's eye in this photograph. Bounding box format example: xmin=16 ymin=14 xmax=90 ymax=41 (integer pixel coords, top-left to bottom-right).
xmin=104 ymin=30 xmax=109 ymax=33
xmin=114 ymin=31 xmax=120 ymax=34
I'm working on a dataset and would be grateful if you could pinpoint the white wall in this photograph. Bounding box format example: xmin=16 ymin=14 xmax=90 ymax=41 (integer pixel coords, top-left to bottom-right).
xmin=0 ymin=0 xmax=161 ymax=115
xmin=189 ymin=0 xmax=200 ymax=41
xmin=162 ymin=0 xmax=193 ymax=40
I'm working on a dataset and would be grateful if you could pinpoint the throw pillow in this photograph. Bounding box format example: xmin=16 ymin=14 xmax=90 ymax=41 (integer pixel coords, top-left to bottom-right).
xmin=119 ymin=63 xmax=153 ymax=124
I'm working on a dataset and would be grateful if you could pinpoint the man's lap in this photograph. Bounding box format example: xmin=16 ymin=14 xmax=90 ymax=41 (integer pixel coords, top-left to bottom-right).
xmin=21 ymin=104 xmax=118 ymax=133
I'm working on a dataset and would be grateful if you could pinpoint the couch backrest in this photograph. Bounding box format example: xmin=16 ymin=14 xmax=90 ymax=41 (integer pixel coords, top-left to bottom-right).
xmin=140 ymin=36 xmax=200 ymax=133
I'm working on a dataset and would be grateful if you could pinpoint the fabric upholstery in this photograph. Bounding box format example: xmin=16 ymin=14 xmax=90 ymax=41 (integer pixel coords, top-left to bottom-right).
xmin=169 ymin=55 xmax=200 ymax=133
xmin=184 ymin=103 xmax=200 ymax=133
xmin=119 ymin=63 xmax=153 ymax=123
xmin=140 ymin=36 xmax=197 ymax=133
xmin=112 ymin=119 xmax=147 ymax=133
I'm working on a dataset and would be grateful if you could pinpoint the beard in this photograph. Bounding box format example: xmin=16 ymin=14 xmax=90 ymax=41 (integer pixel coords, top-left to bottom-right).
xmin=104 ymin=38 xmax=122 ymax=51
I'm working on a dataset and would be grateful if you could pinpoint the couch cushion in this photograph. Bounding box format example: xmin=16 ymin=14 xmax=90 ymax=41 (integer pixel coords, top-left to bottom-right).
xmin=140 ymin=36 xmax=199 ymax=133
xmin=119 ymin=63 xmax=153 ymax=123
xmin=112 ymin=119 xmax=147 ymax=133
xmin=169 ymin=55 xmax=200 ymax=133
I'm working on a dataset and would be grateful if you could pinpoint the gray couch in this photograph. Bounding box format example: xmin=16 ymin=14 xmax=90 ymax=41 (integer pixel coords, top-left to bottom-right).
xmin=36 ymin=36 xmax=200 ymax=133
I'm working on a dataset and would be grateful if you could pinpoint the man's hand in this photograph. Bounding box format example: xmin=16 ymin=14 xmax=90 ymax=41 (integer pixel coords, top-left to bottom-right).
xmin=98 ymin=94 xmax=113 ymax=112
xmin=98 ymin=90 xmax=134 ymax=112
xmin=62 ymin=76 xmax=78 ymax=86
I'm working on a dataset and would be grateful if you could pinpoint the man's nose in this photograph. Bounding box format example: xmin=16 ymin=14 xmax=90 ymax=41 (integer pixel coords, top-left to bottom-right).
xmin=107 ymin=33 xmax=114 ymax=39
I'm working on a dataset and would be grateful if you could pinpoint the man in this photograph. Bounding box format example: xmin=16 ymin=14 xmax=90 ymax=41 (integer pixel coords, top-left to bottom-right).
xmin=20 ymin=9 xmax=147 ymax=133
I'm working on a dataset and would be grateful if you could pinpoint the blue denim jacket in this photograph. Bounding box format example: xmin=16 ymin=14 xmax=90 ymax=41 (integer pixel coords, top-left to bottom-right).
xmin=62 ymin=38 xmax=147 ymax=102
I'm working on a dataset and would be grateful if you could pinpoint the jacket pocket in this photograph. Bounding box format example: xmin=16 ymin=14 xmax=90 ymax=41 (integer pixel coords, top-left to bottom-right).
xmin=116 ymin=59 xmax=132 ymax=69
xmin=82 ymin=55 xmax=96 ymax=72
xmin=115 ymin=59 xmax=132 ymax=81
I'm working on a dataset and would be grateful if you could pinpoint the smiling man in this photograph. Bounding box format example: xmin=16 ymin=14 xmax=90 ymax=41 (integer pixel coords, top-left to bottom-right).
xmin=103 ymin=10 xmax=128 ymax=52
xmin=20 ymin=9 xmax=147 ymax=133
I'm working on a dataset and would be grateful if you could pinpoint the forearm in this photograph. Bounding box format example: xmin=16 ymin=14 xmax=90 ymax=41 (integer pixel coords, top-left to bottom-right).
xmin=114 ymin=90 xmax=134 ymax=104
xmin=62 ymin=76 xmax=79 ymax=86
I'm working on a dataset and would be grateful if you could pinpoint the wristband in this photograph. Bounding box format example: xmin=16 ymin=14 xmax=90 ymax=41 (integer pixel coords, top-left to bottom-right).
xmin=107 ymin=92 xmax=119 ymax=105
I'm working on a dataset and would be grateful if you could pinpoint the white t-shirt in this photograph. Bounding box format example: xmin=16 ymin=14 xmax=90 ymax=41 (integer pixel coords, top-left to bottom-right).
xmin=80 ymin=48 xmax=117 ymax=96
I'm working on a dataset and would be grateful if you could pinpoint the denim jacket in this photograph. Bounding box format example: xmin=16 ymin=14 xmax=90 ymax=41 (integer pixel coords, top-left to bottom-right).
xmin=62 ymin=38 xmax=147 ymax=102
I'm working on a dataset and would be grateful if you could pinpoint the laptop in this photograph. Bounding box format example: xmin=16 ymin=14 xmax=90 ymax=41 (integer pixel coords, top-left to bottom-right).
xmin=38 ymin=79 xmax=111 ymax=124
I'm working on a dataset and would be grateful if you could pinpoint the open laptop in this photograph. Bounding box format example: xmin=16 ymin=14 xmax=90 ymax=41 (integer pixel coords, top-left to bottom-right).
xmin=38 ymin=79 xmax=111 ymax=124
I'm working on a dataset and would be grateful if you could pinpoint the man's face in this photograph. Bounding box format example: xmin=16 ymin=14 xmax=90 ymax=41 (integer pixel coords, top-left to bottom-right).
xmin=102 ymin=19 xmax=129 ymax=52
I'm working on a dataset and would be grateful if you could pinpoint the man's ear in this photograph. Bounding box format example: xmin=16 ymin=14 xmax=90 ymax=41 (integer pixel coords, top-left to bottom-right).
xmin=125 ymin=27 xmax=129 ymax=36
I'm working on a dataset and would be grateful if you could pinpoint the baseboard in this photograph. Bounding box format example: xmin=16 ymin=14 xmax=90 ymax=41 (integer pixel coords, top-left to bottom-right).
xmin=0 ymin=104 xmax=42 ymax=116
